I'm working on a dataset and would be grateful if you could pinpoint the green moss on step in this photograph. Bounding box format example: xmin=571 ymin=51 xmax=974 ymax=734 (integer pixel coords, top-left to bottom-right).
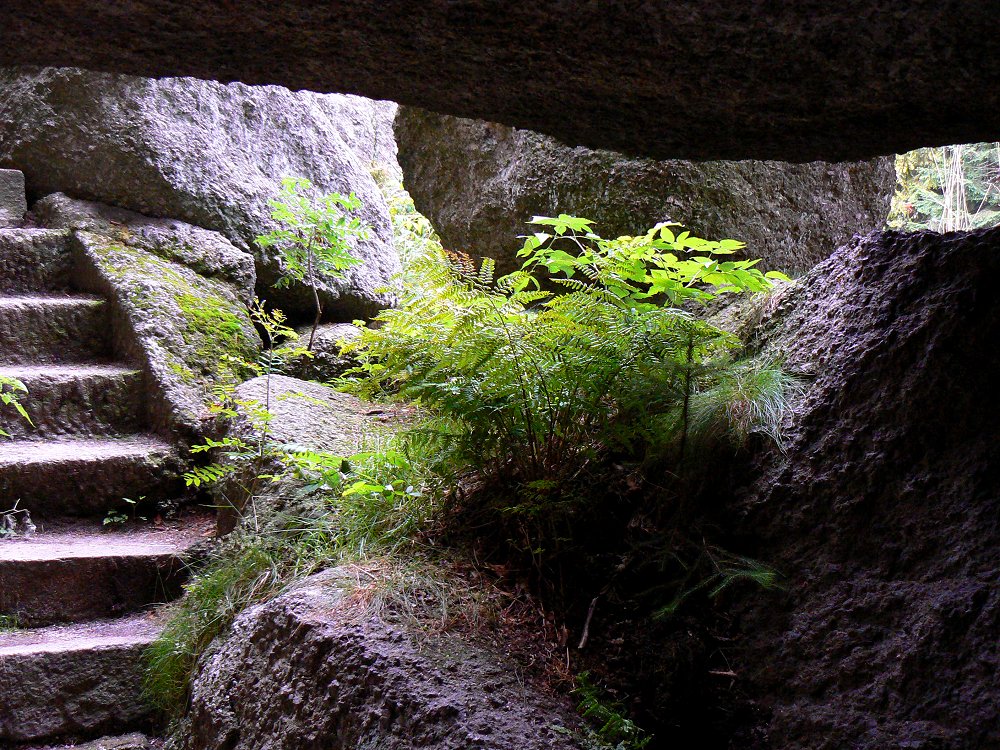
xmin=88 ymin=239 xmax=259 ymax=408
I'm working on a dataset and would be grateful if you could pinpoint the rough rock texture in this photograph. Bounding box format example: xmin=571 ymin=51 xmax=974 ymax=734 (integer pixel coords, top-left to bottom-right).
xmin=0 ymin=527 xmax=196 ymax=626
xmin=0 ymin=295 xmax=112 ymax=366
xmin=32 ymin=193 xmax=261 ymax=439
xmin=24 ymin=734 xmax=161 ymax=750
xmin=0 ymin=67 xmax=400 ymax=319
xmin=0 ymin=167 xmax=26 ymax=226
xmin=279 ymin=323 xmax=362 ymax=383
xmin=232 ymin=374 xmax=399 ymax=454
xmin=184 ymin=569 xmax=582 ymax=750
xmin=724 ymin=227 xmax=1000 ymax=749
xmin=0 ymin=365 xmax=145 ymax=440
xmin=396 ymin=109 xmax=894 ymax=276
xmin=1 ymin=2 xmax=998 ymax=161
xmin=0 ymin=228 xmax=74 ymax=294
xmin=0 ymin=436 xmax=181 ymax=518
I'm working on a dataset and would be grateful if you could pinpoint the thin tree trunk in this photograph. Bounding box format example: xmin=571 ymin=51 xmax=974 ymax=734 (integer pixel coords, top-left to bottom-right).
xmin=678 ymin=333 xmax=695 ymax=463
xmin=307 ymin=245 xmax=322 ymax=351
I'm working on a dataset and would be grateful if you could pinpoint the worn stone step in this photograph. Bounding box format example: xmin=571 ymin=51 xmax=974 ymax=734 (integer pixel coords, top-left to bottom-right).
xmin=0 ymin=436 xmax=182 ymax=519
xmin=0 ymin=519 xmax=211 ymax=627
xmin=0 ymin=364 xmax=144 ymax=439
xmin=0 ymin=613 xmax=160 ymax=744
xmin=0 ymin=229 xmax=75 ymax=293
xmin=0 ymin=295 xmax=113 ymax=364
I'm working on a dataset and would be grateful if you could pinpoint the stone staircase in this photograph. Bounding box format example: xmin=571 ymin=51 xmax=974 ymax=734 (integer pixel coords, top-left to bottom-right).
xmin=0 ymin=209 xmax=198 ymax=747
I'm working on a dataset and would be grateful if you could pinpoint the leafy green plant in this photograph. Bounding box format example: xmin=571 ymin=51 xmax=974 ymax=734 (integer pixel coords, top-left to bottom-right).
xmin=103 ymin=496 xmax=148 ymax=528
xmin=102 ymin=509 xmax=128 ymax=527
xmin=0 ymin=614 xmax=19 ymax=633
xmin=345 ymin=215 xmax=793 ymax=485
xmin=574 ymin=671 xmax=652 ymax=750
xmin=0 ymin=375 xmax=31 ymax=438
xmin=652 ymin=544 xmax=782 ymax=619
xmin=256 ymin=177 xmax=370 ymax=349
xmin=183 ymin=300 xmax=307 ymax=503
xmin=0 ymin=501 xmax=34 ymax=538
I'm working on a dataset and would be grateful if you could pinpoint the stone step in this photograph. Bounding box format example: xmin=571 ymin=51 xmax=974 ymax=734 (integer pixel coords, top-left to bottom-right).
xmin=0 ymin=436 xmax=182 ymax=519
xmin=0 ymin=613 xmax=161 ymax=744
xmin=0 ymin=295 xmax=113 ymax=364
xmin=0 ymin=519 xmax=210 ymax=627
xmin=0 ymin=364 xmax=144 ymax=439
xmin=0 ymin=229 xmax=75 ymax=293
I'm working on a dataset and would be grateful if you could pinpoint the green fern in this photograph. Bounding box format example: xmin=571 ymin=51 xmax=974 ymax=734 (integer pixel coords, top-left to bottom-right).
xmin=574 ymin=671 xmax=652 ymax=749
xmin=653 ymin=545 xmax=782 ymax=619
xmin=343 ymin=216 xmax=795 ymax=484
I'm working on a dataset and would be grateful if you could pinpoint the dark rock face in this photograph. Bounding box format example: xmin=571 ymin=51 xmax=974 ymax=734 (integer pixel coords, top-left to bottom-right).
xmin=0 ymin=67 xmax=400 ymax=320
xmin=396 ymin=108 xmax=893 ymax=276
xmin=185 ymin=570 xmax=583 ymax=750
xmin=2 ymin=2 xmax=998 ymax=162
xmin=728 ymin=227 xmax=1000 ymax=749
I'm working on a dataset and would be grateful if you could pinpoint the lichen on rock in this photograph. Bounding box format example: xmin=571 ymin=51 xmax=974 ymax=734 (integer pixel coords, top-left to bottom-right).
xmin=0 ymin=65 xmax=402 ymax=321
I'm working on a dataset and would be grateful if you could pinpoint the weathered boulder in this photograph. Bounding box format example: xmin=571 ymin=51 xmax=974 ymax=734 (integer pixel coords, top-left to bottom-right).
xmin=184 ymin=568 xmax=583 ymax=750
xmin=2 ymin=2 xmax=999 ymax=162
xmin=32 ymin=193 xmax=261 ymax=440
xmin=39 ymin=735 xmax=161 ymax=750
xmin=231 ymin=374 xmax=397 ymax=455
xmin=0 ymin=167 xmax=26 ymax=226
xmin=396 ymin=108 xmax=894 ymax=276
xmin=0 ymin=66 xmax=400 ymax=320
xmin=720 ymin=227 xmax=1000 ymax=748
xmin=211 ymin=374 xmax=405 ymax=535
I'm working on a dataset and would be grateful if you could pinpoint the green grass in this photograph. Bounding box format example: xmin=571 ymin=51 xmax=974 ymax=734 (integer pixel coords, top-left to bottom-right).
xmin=0 ymin=614 xmax=19 ymax=633
xmin=144 ymin=429 xmax=453 ymax=714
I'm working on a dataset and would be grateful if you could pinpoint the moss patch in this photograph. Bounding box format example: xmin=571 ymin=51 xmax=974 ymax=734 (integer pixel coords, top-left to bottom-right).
xmin=82 ymin=234 xmax=261 ymax=431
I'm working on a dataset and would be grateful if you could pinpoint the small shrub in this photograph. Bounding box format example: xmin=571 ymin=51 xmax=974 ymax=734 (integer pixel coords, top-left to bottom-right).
xmin=256 ymin=177 xmax=370 ymax=349
xmin=574 ymin=671 xmax=652 ymax=749
xmin=0 ymin=375 xmax=30 ymax=438
xmin=146 ymin=426 xmax=449 ymax=715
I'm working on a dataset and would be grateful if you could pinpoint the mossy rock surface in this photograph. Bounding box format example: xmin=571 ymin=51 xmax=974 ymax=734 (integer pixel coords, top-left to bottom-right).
xmin=184 ymin=568 xmax=583 ymax=750
xmin=212 ymin=374 xmax=409 ymax=535
xmin=35 ymin=193 xmax=261 ymax=439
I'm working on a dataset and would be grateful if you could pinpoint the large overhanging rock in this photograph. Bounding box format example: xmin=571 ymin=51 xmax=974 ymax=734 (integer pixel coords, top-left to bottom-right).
xmin=396 ymin=108 xmax=894 ymax=276
xmin=1 ymin=2 xmax=998 ymax=162
xmin=0 ymin=67 xmax=401 ymax=320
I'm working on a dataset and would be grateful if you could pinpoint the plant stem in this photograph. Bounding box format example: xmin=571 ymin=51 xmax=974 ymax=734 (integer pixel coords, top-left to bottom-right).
xmin=678 ymin=332 xmax=695 ymax=463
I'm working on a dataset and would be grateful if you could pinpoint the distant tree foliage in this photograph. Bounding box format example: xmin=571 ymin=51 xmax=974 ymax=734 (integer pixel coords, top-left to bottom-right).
xmin=889 ymin=143 xmax=1000 ymax=232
